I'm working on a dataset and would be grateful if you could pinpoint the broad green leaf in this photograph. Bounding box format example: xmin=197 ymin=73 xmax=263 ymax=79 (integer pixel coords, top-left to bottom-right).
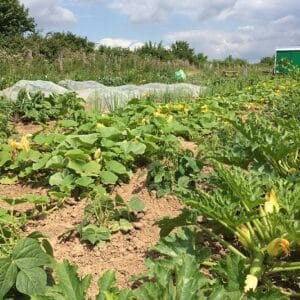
xmin=119 ymin=219 xmax=133 ymax=232
xmin=49 ymin=172 xmax=74 ymax=187
xmin=58 ymin=119 xmax=78 ymax=128
xmin=24 ymin=195 xmax=50 ymax=204
xmin=77 ymin=134 xmax=98 ymax=145
xmin=101 ymin=138 xmax=115 ymax=148
xmin=128 ymin=197 xmax=145 ymax=212
xmin=33 ymin=133 xmax=65 ymax=145
xmin=3 ymin=195 xmax=50 ymax=205
xmin=12 ymin=238 xmax=51 ymax=269
xmin=96 ymin=270 xmax=133 ymax=300
xmin=0 ymin=258 xmax=18 ymax=299
xmin=0 ymin=176 xmax=17 ymax=184
xmin=0 ymin=150 xmax=11 ymax=167
xmin=178 ymin=176 xmax=190 ymax=188
xmin=67 ymin=160 xmax=100 ymax=177
xmin=151 ymin=227 xmax=197 ymax=258
xmin=106 ymin=160 xmax=127 ymax=175
xmin=31 ymin=293 xmax=65 ymax=300
xmin=32 ymin=154 xmax=51 ymax=171
xmin=119 ymin=141 xmax=146 ymax=155
xmin=98 ymin=127 xmax=122 ymax=139
xmin=16 ymin=267 xmax=47 ymax=296
xmin=65 ymin=149 xmax=90 ymax=161
xmin=75 ymin=176 xmax=94 ymax=187
xmin=97 ymin=270 xmax=116 ymax=293
xmin=81 ymin=225 xmax=111 ymax=245
xmin=45 ymin=155 xmax=64 ymax=169
xmin=175 ymin=254 xmax=209 ymax=300
xmin=3 ymin=197 xmax=28 ymax=205
xmin=17 ymin=149 xmax=41 ymax=162
xmin=114 ymin=194 xmax=127 ymax=207
xmin=41 ymin=239 xmax=54 ymax=257
xmin=99 ymin=171 xmax=118 ymax=185
xmin=54 ymin=260 xmax=92 ymax=300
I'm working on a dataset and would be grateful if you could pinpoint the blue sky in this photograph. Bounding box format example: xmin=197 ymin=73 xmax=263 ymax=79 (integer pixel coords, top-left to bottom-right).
xmin=21 ymin=0 xmax=300 ymax=62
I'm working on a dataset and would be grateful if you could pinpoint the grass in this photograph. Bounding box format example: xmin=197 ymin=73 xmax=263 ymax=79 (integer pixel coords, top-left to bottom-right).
xmin=0 ymin=50 xmax=274 ymax=90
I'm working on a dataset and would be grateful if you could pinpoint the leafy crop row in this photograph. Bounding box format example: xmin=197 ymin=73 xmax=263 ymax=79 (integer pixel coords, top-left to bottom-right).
xmin=0 ymin=75 xmax=299 ymax=298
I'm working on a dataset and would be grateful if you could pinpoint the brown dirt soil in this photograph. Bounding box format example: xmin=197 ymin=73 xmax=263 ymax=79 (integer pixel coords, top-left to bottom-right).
xmin=15 ymin=122 xmax=43 ymax=135
xmin=14 ymin=120 xmax=57 ymax=136
xmin=179 ymin=138 xmax=198 ymax=155
xmin=0 ymin=183 xmax=48 ymax=212
xmin=25 ymin=169 xmax=183 ymax=298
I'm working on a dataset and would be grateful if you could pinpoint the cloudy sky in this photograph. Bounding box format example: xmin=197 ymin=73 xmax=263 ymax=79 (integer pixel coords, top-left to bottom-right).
xmin=21 ymin=0 xmax=300 ymax=61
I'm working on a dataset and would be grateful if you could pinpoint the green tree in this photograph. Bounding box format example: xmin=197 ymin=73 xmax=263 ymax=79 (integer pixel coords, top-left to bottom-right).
xmin=0 ymin=0 xmax=35 ymax=36
xmin=194 ymin=52 xmax=208 ymax=65
xmin=260 ymin=56 xmax=274 ymax=66
xmin=171 ymin=41 xmax=195 ymax=63
xmin=39 ymin=32 xmax=95 ymax=60
xmin=137 ymin=41 xmax=173 ymax=60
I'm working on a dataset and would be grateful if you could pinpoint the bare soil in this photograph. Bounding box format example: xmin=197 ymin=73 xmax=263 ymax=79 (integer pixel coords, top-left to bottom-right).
xmin=179 ymin=138 xmax=198 ymax=155
xmin=15 ymin=122 xmax=43 ymax=135
xmin=1 ymin=122 xmax=184 ymax=298
xmin=24 ymin=169 xmax=183 ymax=298
xmin=0 ymin=183 xmax=48 ymax=212
xmin=14 ymin=120 xmax=56 ymax=136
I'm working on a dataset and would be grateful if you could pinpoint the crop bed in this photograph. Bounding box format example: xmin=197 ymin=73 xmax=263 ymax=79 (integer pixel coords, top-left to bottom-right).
xmin=0 ymin=75 xmax=299 ymax=299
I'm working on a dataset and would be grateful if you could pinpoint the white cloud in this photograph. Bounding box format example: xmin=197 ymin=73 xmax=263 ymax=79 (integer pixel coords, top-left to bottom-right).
xmin=22 ymin=0 xmax=300 ymax=60
xmin=21 ymin=0 xmax=77 ymax=27
xmin=165 ymin=19 xmax=300 ymax=61
xmin=107 ymin=0 xmax=237 ymax=23
xmin=96 ymin=38 xmax=144 ymax=50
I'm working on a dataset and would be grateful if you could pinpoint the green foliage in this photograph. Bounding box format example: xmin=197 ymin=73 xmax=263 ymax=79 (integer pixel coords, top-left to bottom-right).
xmin=40 ymin=31 xmax=95 ymax=60
xmin=0 ymin=238 xmax=52 ymax=298
xmin=50 ymin=260 xmax=92 ymax=300
xmin=171 ymin=40 xmax=195 ymax=64
xmin=137 ymin=41 xmax=173 ymax=60
xmin=14 ymin=91 xmax=86 ymax=123
xmin=0 ymin=97 xmax=13 ymax=140
xmin=260 ymin=56 xmax=274 ymax=66
xmin=0 ymin=0 xmax=35 ymax=36
xmin=0 ymin=75 xmax=299 ymax=299
xmin=76 ymin=188 xmax=145 ymax=246
xmin=0 ymin=207 xmax=26 ymax=257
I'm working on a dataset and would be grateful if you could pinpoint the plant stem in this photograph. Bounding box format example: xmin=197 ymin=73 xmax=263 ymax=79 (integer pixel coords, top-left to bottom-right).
xmin=198 ymin=224 xmax=247 ymax=259
xmin=267 ymin=261 xmax=300 ymax=274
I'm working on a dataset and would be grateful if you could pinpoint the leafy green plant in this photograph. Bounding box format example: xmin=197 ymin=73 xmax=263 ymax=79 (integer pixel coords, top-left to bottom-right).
xmin=0 ymin=96 xmax=13 ymax=140
xmin=0 ymin=208 xmax=26 ymax=257
xmin=180 ymin=164 xmax=300 ymax=295
xmin=212 ymin=114 xmax=300 ymax=176
xmin=14 ymin=90 xmax=86 ymax=123
xmin=75 ymin=187 xmax=145 ymax=246
xmin=0 ymin=236 xmax=92 ymax=300
xmin=0 ymin=237 xmax=52 ymax=298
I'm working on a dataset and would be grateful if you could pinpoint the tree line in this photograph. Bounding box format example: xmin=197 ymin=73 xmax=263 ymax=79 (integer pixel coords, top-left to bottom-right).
xmin=0 ymin=0 xmax=274 ymax=67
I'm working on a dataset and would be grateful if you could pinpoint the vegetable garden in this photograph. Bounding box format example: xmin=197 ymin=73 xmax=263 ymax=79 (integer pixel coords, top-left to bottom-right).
xmin=0 ymin=74 xmax=299 ymax=299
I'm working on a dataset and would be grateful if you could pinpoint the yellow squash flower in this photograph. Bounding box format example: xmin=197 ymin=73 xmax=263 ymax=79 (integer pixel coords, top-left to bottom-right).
xmin=200 ymin=104 xmax=208 ymax=113
xmin=267 ymin=238 xmax=289 ymax=257
xmin=141 ymin=118 xmax=149 ymax=125
xmin=238 ymin=224 xmax=251 ymax=247
xmin=154 ymin=110 xmax=163 ymax=117
xmin=8 ymin=135 xmax=31 ymax=152
xmin=8 ymin=139 xmax=23 ymax=151
xmin=20 ymin=135 xmax=31 ymax=152
xmin=244 ymin=274 xmax=258 ymax=293
xmin=94 ymin=148 xmax=102 ymax=160
xmin=264 ymin=189 xmax=279 ymax=214
xmin=166 ymin=115 xmax=173 ymax=124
